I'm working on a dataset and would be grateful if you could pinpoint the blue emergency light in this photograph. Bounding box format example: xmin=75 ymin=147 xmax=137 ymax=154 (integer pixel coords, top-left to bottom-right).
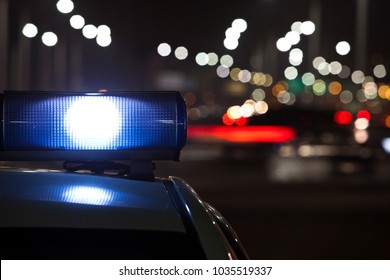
xmin=0 ymin=91 xmax=187 ymax=161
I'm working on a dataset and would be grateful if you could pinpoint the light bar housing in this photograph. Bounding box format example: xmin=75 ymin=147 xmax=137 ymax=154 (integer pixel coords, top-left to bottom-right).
xmin=0 ymin=91 xmax=187 ymax=161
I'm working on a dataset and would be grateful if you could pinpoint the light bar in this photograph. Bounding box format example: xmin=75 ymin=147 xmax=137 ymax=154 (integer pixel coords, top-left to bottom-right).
xmin=0 ymin=91 xmax=187 ymax=161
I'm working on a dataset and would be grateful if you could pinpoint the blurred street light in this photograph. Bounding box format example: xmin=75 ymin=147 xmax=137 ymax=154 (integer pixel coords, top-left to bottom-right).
xmin=22 ymin=23 xmax=38 ymax=38
xmin=41 ymin=32 xmax=58 ymax=47
xmin=70 ymin=15 xmax=85 ymax=29
xmin=56 ymin=0 xmax=74 ymax=14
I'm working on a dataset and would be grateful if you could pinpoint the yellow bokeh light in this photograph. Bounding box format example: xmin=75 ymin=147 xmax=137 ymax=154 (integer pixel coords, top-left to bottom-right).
xmin=378 ymin=84 xmax=389 ymax=99
xmin=252 ymin=72 xmax=266 ymax=86
xmin=328 ymin=81 xmax=342 ymax=95
xmin=230 ymin=68 xmax=241 ymax=81
xmin=264 ymin=74 xmax=273 ymax=87
xmin=227 ymin=105 xmax=242 ymax=119
xmin=272 ymin=81 xmax=288 ymax=96
xmin=313 ymin=79 xmax=326 ymax=95
xmin=385 ymin=115 xmax=390 ymax=128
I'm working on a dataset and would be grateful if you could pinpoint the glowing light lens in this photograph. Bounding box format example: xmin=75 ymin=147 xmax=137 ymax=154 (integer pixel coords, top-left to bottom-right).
xmin=65 ymin=98 xmax=121 ymax=149
xmin=2 ymin=92 xmax=186 ymax=152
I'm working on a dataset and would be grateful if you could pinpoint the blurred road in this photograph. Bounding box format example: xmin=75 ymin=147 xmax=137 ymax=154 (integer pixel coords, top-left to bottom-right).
xmin=155 ymin=145 xmax=390 ymax=259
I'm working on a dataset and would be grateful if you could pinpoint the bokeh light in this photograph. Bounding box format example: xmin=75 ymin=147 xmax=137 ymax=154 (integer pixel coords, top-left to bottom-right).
xmin=251 ymin=88 xmax=266 ymax=101
xmin=276 ymin=37 xmax=291 ymax=52
xmin=351 ymin=70 xmax=365 ymax=84
xmin=313 ymin=79 xmax=326 ymax=95
xmin=70 ymin=15 xmax=85 ymax=29
xmin=329 ymin=61 xmax=342 ymax=75
xmin=56 ymin=0 xmax=74 ymax=14
xmin=82 ymin=24 xmax=98 ymax=39
xmin=318 ymin=62 xmax=330 ymax=75
xmin=232 ymin=18 xmax=247 ymax=33
xmin=285 ymin=31 xmax=301 ymax=45
xmin=291 ymin=21 xmax=302 ymax=34
xmin=354 ymin=129 xmax=369 ymax=143
xmin=224 ymin=37 xmax=239 ymax=50
xmin=195 ymin=52 xmax=209 ymax=66
xmin=22 ymin=23 xmax=38 ymax=38
xmin=289 ymin=48 xmax=303 ymax=66
xmin=174 ymin=46 xmax=188 ymax=60
xmin=284 ymin=66 xmax=298 ymax=80
xmin=373 ymin=64 xmax=386 ymax=78
xmin=357 ymin=110 xmax=371 ymax=120
xmin=216 ymin=66 xmax=230 ymax=78
xmin=230 ymin=68 xmax=241 ymax=81
xmin=340 ymin=90 xmax=353 ymax=104
xmin=96 ymin=35 xmax=111 ymax=47
xmin=238 ymin=69 xmax=251 ymax=83
xmin=334 ymin=111 xmax=353 ymax=125
xmin=336 ymin=41 xmax=351 ymax=55
xmin=355 ymin=118 xmax=369 ymax=130
xmin=300 ymin=21 xmax=315 ymax=35
xmin=302 ymin=72 xmax=315 ymax=86
xmin=157 ymin=43 xmax=171 ymax=56
xmin=227 ymin=105 xmax=241 ymax=119
xmin=220 ymin=55 xmax=234 ymax=67
xmin=254 ymin=101 xmax=269 ymax=114
xmin=41 ymin=32 xmax=58 ymax=47
xmin=207 ymin=52 xmax=219 ymax=66
xmin=328 ymin=81 xmax=342 ymax=95
xmin=338 ymin=65 xmax=351 ymax=79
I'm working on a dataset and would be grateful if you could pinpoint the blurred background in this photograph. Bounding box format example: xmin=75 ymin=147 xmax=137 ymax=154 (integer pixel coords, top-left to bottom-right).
xmin=1 ymin=0 xmax=390 ymax=259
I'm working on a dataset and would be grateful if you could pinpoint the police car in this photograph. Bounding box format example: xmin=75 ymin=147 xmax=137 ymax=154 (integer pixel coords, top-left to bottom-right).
xmin=0 ymin=90 xmax=248 ymax=260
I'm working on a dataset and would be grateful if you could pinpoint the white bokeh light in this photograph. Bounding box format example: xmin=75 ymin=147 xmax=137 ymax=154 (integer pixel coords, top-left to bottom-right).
xmin=232 ymin=18 xmax=247 ymax=32
xmin=82 ymin=24 xmax=98 ymax=39
xmin=70 ymin=15 xmax=85 ymax=29
xmin=238 ymin=69 xmax=251 ymax=83
xmin=96 ymin=34 xmax=112 ymax=47
xmin=207 ymin=52 xmax=219 ymax=66
xmin=216 ymin=65 xmax=230 ymax=78
xmin=22 ymin=23 xmax=38 ymax=38
xmin=336 ymin=41 xmax=351 ymax=55
xmin=284 ymin=66 xmax=298 ymax=80
xmin=195 ymin=52 xmax=209 ymax=66
xmin=225 ymin=27 xmax=241 ymax=40
xmin=97 ymin=25 xmax=111 ymax=36
xmin=285 ymin=31 xmax=301 ymax=45
xmin=41 ymin=32 xmax=58 ymax=47
xmin=157 ymin=43 xmax=171 ymax=56
xmin=56 ymin=0 xmax=74 ymax=14
xmin=300 ymin=21 xmax=315 ymax=35
xmin=174 ymin=46 xmax=188 ymax=60
xmin=276 ymin=37 xmax=291 ymax=52
xmin=291 ymin=21 xmax=302 ymax=34
xmin=373 ymin=64 xmax=386 ymax=78
xmin=220 ymin=55 xmax=234 ymax=67
xmin=224 ymin=37 xmax=239 ymax=50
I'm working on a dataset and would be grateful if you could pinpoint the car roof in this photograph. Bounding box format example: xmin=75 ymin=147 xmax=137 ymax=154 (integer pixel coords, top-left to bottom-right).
xmin=0 ymin=166 xmax=185 ymax=233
